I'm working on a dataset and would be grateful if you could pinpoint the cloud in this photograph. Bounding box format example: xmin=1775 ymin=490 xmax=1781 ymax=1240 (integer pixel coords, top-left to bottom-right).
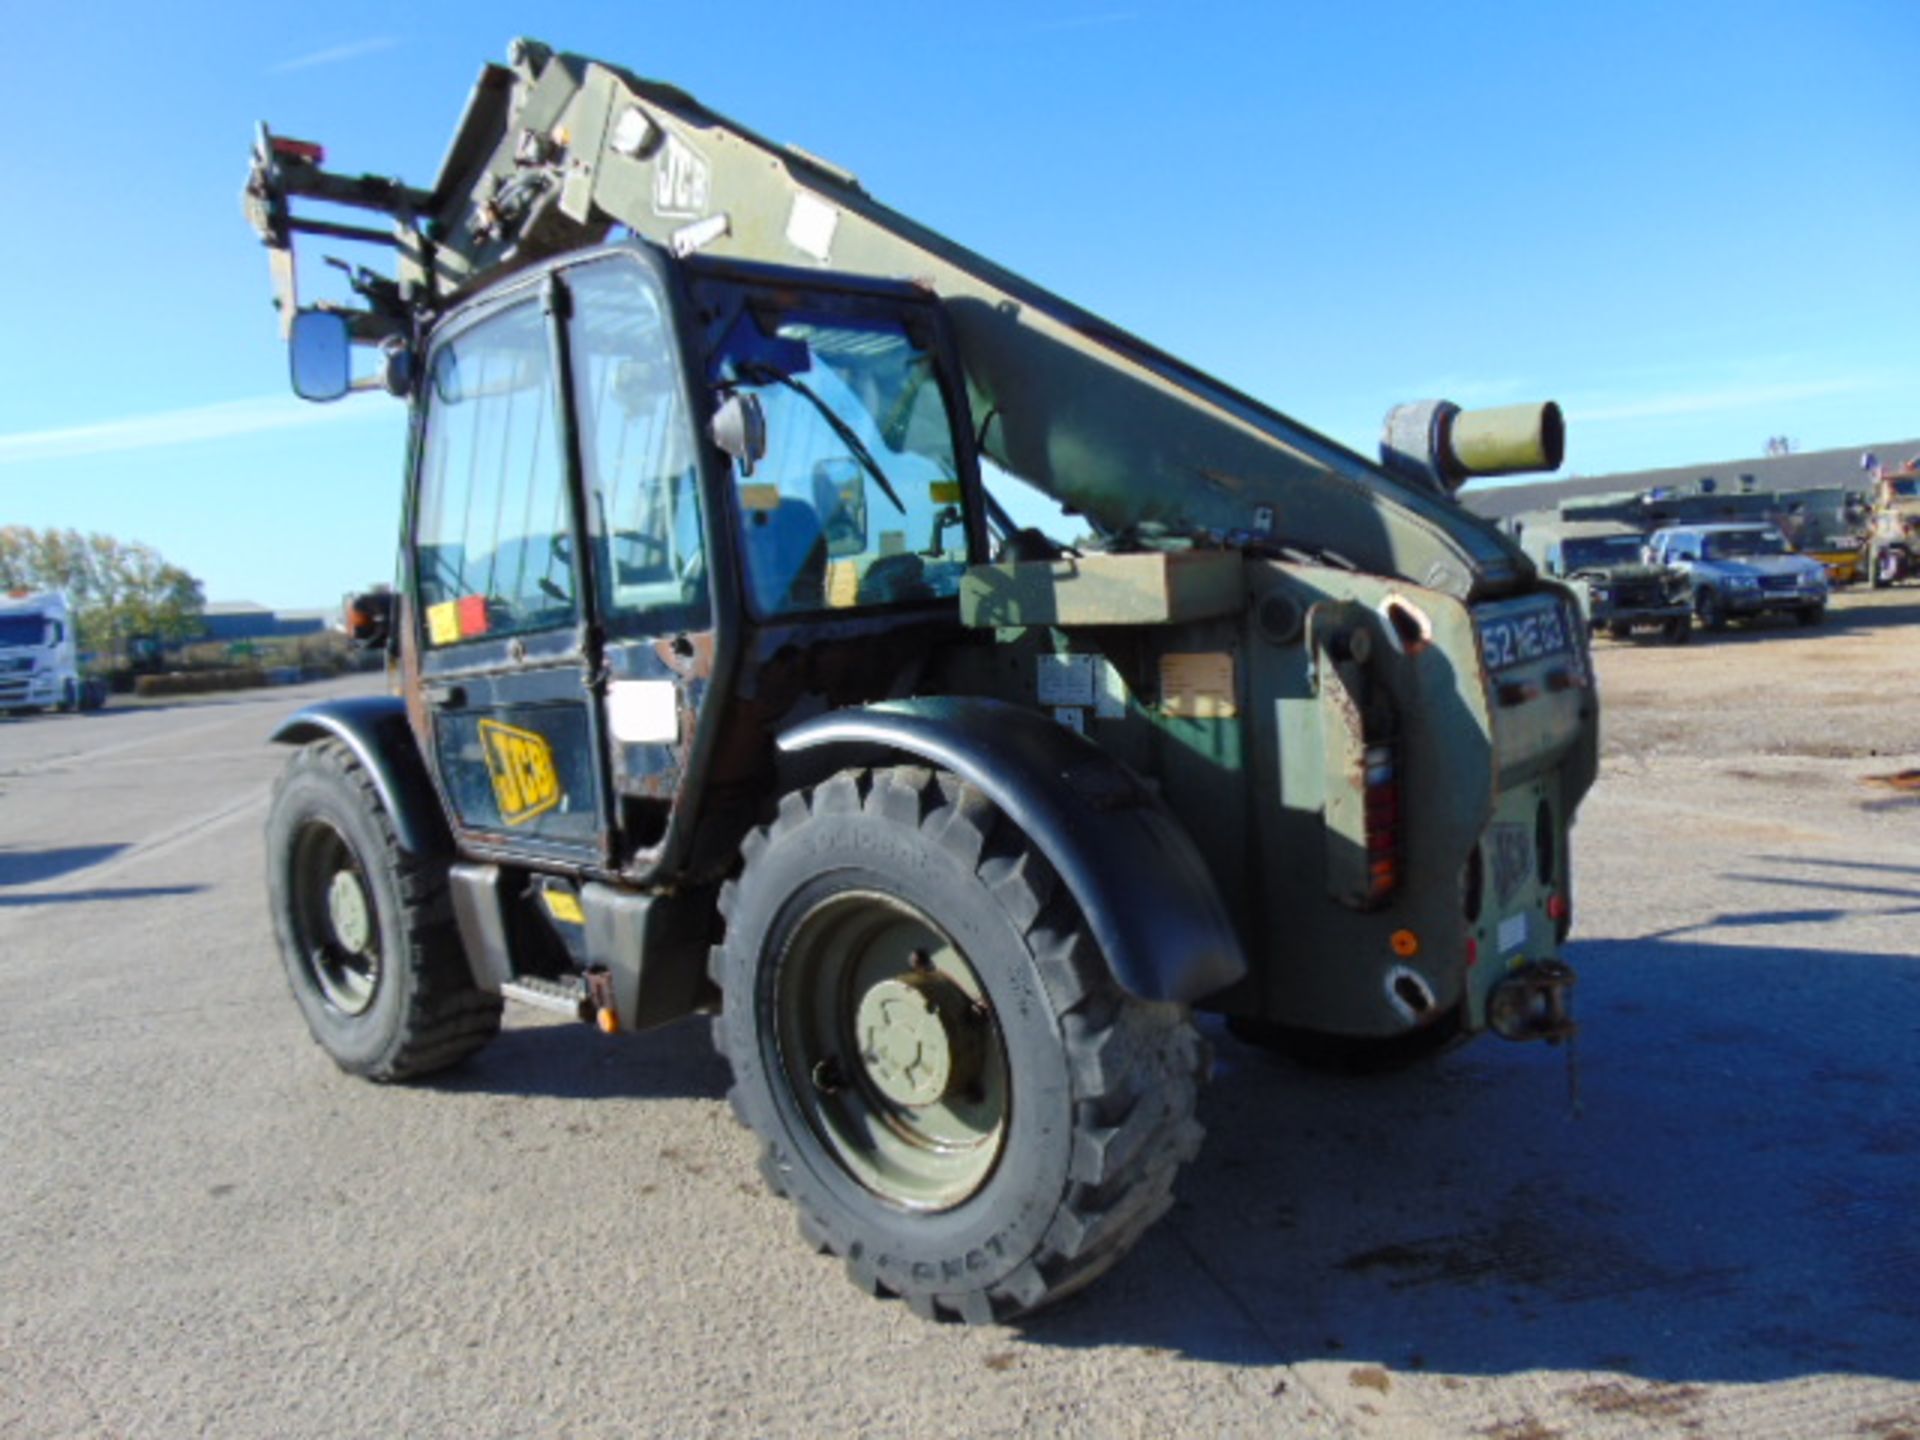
xmin=269 ymin=37 xmax=402 ymax=74
xmin=1572 ymin=377 xmax=1876 ymax=424
xmin=0 ymin=395 xmax=393 ymax=467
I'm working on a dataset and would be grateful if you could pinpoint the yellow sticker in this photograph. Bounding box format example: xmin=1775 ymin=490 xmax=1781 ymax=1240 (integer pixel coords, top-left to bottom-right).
xmin=825 ymin=559 xmax=860 ymax=608
xmin=929 ymin=481 xmax=962 ymax=505
xmin=1159 ymin=652 xmax=1238 ymax=719
xmin=426 ymin=600 xmax=461 ymax=647
xmin=478 ymin=719 xmax=562 ymax=825
xmin=542 ymin=889 xmax=585 ymax=925
xmin=738 ymin=483 xmax=782 ymax=513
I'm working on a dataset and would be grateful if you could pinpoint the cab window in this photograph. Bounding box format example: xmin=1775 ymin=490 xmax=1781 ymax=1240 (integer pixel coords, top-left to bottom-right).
xmin=713 ymin=304 xmax=971 ymax=618
xmin=564 ymin=259 xmax=710 ymax=637
xmin=414 ymin=302 xmax=574 ymax=647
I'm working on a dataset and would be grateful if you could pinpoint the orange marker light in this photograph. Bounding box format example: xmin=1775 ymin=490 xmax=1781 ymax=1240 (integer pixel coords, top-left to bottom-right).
xmin=1390 ymin=929 xmax=1420 ymax=958
xmin=596 ymin=1008 xmax=621 ymax=1035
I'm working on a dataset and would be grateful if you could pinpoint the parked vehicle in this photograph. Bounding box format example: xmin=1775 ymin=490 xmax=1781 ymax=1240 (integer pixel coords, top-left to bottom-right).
xmin=1514 ymin=520 xmax=1691 ymax=643
xmin=1646 ymin=523 xmax=1828 ymax=630
xmin=0 ymin=590 xmax=92 ymax=713
xmin=1865 ymin=472 xmax=1920 ymax=587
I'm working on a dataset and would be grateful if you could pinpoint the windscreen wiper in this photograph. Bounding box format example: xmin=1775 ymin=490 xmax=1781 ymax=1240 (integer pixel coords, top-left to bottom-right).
xmin=736 ymin=362 xmax=907 ymax=516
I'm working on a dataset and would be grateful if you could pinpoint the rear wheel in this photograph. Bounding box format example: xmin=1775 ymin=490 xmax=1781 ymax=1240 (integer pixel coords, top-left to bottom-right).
xmin=1872 ymin=547 xmax=1895 ymax=588
xmin=266 ymin=739 xmax=500 ymax=1080
xmin=711 ymin=766 xmax=1206 ymax=1323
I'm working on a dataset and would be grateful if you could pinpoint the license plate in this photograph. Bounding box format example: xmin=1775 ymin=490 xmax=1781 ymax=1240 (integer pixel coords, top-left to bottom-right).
xmin=1478 ymin=600 xmax=1572 ymax=674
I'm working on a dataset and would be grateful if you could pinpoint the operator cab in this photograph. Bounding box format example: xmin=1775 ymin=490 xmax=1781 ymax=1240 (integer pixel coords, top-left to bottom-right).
xmin=397 ymin=242 xmax=987 ymax=880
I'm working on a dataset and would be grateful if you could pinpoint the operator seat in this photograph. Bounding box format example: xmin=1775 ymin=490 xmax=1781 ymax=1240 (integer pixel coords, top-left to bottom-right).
xmin=741 ymin=498 xmax=827 ymax=616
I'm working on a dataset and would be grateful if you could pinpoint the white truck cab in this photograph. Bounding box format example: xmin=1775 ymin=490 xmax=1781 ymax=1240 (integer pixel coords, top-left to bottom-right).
xmin=0 ymin=590 xmax=82 ymax=713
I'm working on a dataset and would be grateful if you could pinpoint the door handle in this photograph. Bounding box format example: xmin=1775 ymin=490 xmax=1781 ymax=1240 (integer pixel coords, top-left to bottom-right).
xmin=425 ymin=683 xmax=467 ymax=709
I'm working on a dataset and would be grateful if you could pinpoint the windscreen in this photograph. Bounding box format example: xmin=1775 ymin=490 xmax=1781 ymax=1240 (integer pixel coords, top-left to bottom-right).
xmin=0 ymin=614 xmax=49 ymax=647
xmin=713 ymin=302 xmax=972 ymax=618
xmin=1560 ymin=535 xmax=1646 ymax=568
xmin=1704 ymin=529 xmax=1788 ymax=559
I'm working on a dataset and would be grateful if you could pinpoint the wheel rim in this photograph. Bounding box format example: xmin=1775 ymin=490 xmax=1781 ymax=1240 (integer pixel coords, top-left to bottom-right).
xmin=774 ymin=891 xmax=1010 ymax=1211
xmin=289 ymin=820 xmax=381 ymax=1016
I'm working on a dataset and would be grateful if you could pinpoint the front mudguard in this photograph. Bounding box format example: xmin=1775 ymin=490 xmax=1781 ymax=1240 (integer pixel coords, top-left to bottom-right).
xmin=270 ymin=696 xmax=450 ymax=856
xmin=777 ymin=697 xmax=1246 ymax=1005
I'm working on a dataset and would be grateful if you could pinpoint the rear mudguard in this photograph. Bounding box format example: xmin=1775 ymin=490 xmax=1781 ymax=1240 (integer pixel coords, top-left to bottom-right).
xmin=777 ymin=697 xmax=1246 ymax=1005
xmin=270 ymin=696 xmax=451 ymax=856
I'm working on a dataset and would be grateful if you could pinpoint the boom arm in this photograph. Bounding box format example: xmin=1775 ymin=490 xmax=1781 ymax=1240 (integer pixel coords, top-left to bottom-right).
xmin=244 ymin=38 xmax=1539 ymax=600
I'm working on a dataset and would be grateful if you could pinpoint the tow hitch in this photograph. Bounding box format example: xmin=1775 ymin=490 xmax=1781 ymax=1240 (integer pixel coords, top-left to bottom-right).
xmin=1487 ymin=959 xmax=1577 ymax=1044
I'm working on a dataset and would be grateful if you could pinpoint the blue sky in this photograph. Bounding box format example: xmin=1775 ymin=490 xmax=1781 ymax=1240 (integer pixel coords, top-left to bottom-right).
xmin=1 ymin=1 xmax=1914 ymax=607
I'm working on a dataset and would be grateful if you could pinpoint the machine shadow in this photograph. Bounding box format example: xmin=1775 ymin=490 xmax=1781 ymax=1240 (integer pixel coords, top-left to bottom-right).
xmin=1017 ymin=933 xmax=1920 ymax=1385
xmin=0 ymin=843 xmax=129 ymax=886
xmin=431 ymin=1012 xmax=732 ymax=1103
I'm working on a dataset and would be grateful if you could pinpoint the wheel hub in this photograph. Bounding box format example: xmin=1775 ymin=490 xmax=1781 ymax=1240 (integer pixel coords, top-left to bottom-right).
xmin=855 ymin=972 xmax=980 ymax=1108
xmin=326 ymin=870 xmax=373 ymax=954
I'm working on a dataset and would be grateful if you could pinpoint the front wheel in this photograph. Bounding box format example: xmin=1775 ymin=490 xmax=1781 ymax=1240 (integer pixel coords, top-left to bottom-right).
xmin=1697 ymin=589 xmax=1729 ymax=631
xmin=265 ymin=739 xmax=500 ymax=1080
xmin=711 ymin=767 xmax=1206 ymax=1324
xmin=1664 ymin=614 xmax=1693 ymax=644
xmin=1797 ymin=604 xmax=1825 ymax=627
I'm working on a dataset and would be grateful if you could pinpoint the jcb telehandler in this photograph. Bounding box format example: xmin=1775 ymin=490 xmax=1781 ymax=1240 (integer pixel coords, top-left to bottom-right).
xmin=244 ymin=39 xmax=1595 ymax=1322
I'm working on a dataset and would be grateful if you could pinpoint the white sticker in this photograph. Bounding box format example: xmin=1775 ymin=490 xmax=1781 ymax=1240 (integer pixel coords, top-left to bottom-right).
xmin=786 ymin=191 xmax=839 ymax=263
xmin=1094 ymin=660 xmax=1130 ymax=719
xmin=607 ymin=680 xmax=680 ymax=745
xmin=1037 ymin=653 xmax=1095 ymax=706
xmin=1498 ymin=912 xmax=1528 ymax=956
xmin=1052 ymin=706 xmax=1086 ymax=734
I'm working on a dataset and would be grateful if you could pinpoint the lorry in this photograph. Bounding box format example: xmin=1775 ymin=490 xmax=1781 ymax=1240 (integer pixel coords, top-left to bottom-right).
xmin=1865 ymin=467 xmax=1920 ymax=587
xmin=1509 ymin=514 xmax=1692 ymax=642
xmin=0 ymin=590 xmax=86 ymax=714
xmin=242 ymin=39 xmax=1597 ymax=1322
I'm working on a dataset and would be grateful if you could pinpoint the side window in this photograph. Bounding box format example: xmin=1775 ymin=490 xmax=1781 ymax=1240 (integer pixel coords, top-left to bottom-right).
xmin=415 ymin=302 xmax=574 ymax=647
xmin=564 ymin=260 xmax=709 ymax=635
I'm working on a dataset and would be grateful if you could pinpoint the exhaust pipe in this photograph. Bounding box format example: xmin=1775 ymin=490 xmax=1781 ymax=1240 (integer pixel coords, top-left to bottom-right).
xmin=1380 ymin=400 xmax=1565 ymax=495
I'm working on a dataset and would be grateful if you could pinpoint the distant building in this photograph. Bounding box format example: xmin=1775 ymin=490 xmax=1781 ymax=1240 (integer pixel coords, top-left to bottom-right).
xmin=197 ymin=601 xmax=328 ymax=643
xmin=1460 ymin=437 xmax=1920 ymax=523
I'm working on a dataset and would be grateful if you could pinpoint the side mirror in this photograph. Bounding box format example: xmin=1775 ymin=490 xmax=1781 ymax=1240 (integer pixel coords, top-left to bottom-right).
xmin=344 ymin=591 xmax=393 ymax=649
xmin=710 ymin=391 xmax=767 ymax=476
xmin=812 ymin=457 xmax=870 ymax=558
xmin=289 ymin=309 xmax=352 ymax=402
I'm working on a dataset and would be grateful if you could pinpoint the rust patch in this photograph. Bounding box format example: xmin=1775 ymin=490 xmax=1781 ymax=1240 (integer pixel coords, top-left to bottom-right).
xmin=1859 ymin=1414 xmax=1920 ymax=1440
xmin=981 ymin=1352 xmax=1018 ymax=1373
xmin=1348 ymin=1366 xmax=1391 ymax=1395
xmin=1567 ymin=1380 xmax=1707 ymax=1421
xmin=1475 ymin=1420 xmax=1564 ymax=1440
xmin=1865 ymin=769 xmax=1920 ymax=792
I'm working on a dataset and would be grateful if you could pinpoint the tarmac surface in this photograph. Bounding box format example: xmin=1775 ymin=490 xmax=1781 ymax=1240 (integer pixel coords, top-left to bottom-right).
xmin=2 ymin=590 xmax=1917 ymax=1438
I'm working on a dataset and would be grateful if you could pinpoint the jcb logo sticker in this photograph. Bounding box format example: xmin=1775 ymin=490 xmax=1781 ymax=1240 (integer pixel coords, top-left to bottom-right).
xmin=479 ymin=720 xmax=561 ymax=826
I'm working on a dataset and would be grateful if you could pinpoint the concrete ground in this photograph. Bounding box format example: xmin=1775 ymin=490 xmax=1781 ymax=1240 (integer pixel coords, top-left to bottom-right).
xmin=1 ymin=590 xmax=1915 ymax=1439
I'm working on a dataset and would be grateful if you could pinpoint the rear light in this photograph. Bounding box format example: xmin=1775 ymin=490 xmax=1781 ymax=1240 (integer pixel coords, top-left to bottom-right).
xmin=1363 ymin=742 xmax=1400 ymax=901
xmin=1546 ymin=893 xmax=1569 ymax=924
xmin=270 ymin=136 xmax=326 ymax=166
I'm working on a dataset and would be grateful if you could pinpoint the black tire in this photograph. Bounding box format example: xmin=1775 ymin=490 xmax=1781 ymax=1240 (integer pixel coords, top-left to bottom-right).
xmin=265 ymin=739 xmax=501 ymax=1080
xmin=56 ymin=678 xmax=77 ymax=713
xmin=1604 ymin=620 xmax=1630 ymax=640
xmin=1227 ymin=1007 xmax=1464 ymax=1075
xmin=1665 ymin=615 xmax=1692 ymax=644
xmin=1697 ymin=589 xmax=1728 ymax=632
xmin=1796 ymin=604 xmax=1824 ymax=627
xmin=1871 ymin=547 xmax=1892 ymax=589
xmin=710 ymin=766 xmax=1207 ymax=1324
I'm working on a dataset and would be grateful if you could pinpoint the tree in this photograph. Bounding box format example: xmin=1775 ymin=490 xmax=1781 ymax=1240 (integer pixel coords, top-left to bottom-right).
xmin=0 ymin=526 xmax=205 ymax=662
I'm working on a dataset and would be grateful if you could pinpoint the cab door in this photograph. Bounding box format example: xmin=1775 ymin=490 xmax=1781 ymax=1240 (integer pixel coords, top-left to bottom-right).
xmin=411 ymin=285 xmax=608 ymax=865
